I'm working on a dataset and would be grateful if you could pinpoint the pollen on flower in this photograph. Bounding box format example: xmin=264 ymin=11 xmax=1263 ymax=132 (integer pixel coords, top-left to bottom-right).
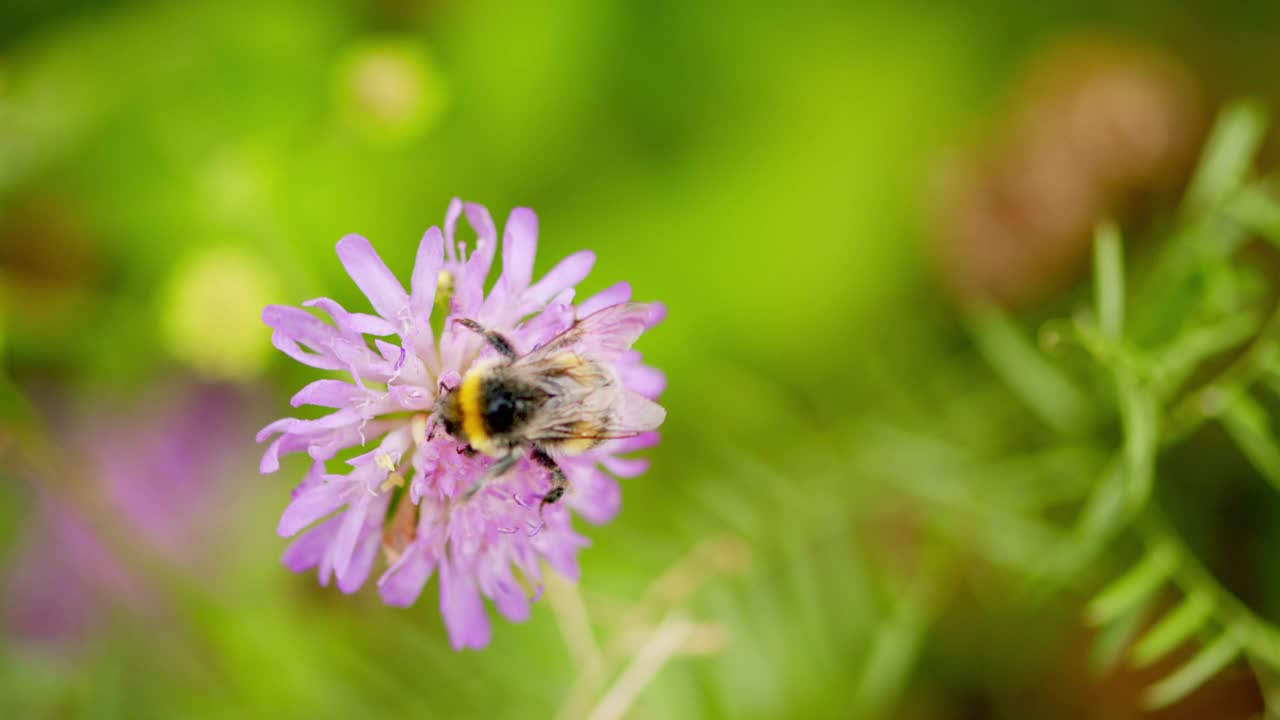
xmin=435 ymin=268 xmax=454 ymax=309
xmin=376 ymin=452 xmax=398 ymax=473
xmin=411 ymin=413 xmax=430 ymax=444
xmin=380 ymin=473 xmax=406 ymax=494
xmin=257 ymin=197 xmax=667 ymax=650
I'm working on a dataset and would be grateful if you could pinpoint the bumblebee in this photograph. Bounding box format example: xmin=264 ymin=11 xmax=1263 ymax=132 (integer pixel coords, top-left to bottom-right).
xmin=437 ymin=302 xmax=665 ymax=510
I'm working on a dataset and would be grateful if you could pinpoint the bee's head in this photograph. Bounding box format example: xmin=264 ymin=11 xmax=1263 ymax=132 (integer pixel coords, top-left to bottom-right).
xmin=435 ymin=385 xmax=466 ymax=442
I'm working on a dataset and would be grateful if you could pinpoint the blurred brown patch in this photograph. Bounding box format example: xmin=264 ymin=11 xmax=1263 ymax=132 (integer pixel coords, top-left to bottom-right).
xmin=930 ymin=37 xmax=1206 ymax=309
xmin=0 ymin=191 xmax=102 ymax=327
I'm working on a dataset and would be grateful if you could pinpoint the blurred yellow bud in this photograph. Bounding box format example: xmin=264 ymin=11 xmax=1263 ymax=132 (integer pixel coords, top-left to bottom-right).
xmin=161 ymin=245 xmax=278 ymax=380
xmin=334 ymin=39 xmax=447 ymax=145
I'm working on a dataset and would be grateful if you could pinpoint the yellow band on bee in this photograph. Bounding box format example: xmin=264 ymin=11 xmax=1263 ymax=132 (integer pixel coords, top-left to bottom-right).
xmin=458 ymin=369 xmax=493 ymax=454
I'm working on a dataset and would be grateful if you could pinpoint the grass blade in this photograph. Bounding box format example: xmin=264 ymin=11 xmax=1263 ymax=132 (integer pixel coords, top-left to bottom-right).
xmin=1088 ymin=543 xmax=1175 ymax=626
xmin=1184 ymin=101 xmax=1268 ymax=214
xmin=1131 ymin=592 xmax=1215 ymax=668
xmin=1117 ymin=373 xmax=1158 ymax=510
xmin=1222 ymin=182 xmax=1280 ymax=245
xmin=1144 ymin=633 xmax=1240 ymax=709
xmin=1221 ymin=388 xmax=1280 ymax=492
xmin=1221 ymin=387 xmax=1280 ymax=480
xmin=1093 ymin=221 xmax=1125 ymax=340
xmin=967 ymin=304 xmax=1091 ymax=434
xmin=1090 ymin=591 xmax=1154 ymax=674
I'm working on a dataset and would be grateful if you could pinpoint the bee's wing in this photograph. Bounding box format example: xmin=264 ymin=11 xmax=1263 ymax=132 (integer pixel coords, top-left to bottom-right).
xmin=523 ymin=302 xmax=656 ymax=365
xmin=526 ymin=385 xmax=666 ymax=444
xmin=513 ymin=302 xmax=664 ymax=448
xmin=506 ymin=355 xmax=663 ymax=446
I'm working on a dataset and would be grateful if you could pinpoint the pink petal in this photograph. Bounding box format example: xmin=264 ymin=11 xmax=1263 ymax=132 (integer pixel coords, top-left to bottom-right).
xmin=524 ymin=250 xmax=596 ymax=311
xmin=646 ymin=302 xmax=667 ymax=327
xmin=258 ymin=434 xmax=302 ymax=473
xmin=453 ymin=203 xmax=497 ymax=315
xmin=335 ymin=235 xmax=409 ymax=319
xmin=282 ymin=515 xmax=342 ymax=573
xmin=621 ymin=363 xmax=667 ymax=399
xmin=291 ymin=379 xmax=362 ymax=409
xmin=303 ymin=298 xmax=396 ymax=337
xmin=444 ymin=198 xmax=463 ymax=260
xmin=575 ymin=281 xmax=631 ymax=318
xmin=567 ymin=466 xmax=621 ymax=525
xmin=600 ymin=454 xmax=649 ymax=479
xmin=378 ymin=543 xmax=437 ymax=607
xmin=539 ymin=529 xmax=588 ymax=582
xmin=411 ymin=227 xmax=445 ymax=316
xmin=337 ymin=516 xmax=383 ymax=594
xmin=277 ymin=478 xmax=350 ymax=537
xmin=491 ymin=579 xmax=531 ymax=623
xmin=263 ymin=305 xmax=346 ymax=370
xmin=270 ymin=331 xmax=343 ymax=371
xmin=331 ymin=490 xmax=374 ymax=579
xmin=501 ymin=207 xmax=538 ymax=293
xmin=440 ymin=559 xmax=492 ymax=650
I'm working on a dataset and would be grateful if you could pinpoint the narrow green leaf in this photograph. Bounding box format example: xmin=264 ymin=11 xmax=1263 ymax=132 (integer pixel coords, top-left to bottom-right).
xmin=1151 ymin=311 xmax=1261 ymax=399
xmin=1090 ymin=590 xmax=1153 ymax=674
xmin=1144 ymin=633 xmax=1240 ymax=710
xmin=967 ymin=304 xmax=1091 ymax=434
xmin=1184 ymin=101 xmax=1268 ymax=213
xmin=1222 ymin=182 xmax=1280 ymax=245
xmin=1088 ymin=543 xmax=1175 ymax=626
xmin=1076 ymin=459 xmax=1128 ymax=548
xmin=1016 ymin=460 xmax=1124 ymax=604
xmin=1221 ymin=388 xmax=1280 ymax=492
xmin=1093 ymin=221 xmax=1125 ymax=340
xmin=1118 ymin=373 xmax=1159 ymax=510
xmin=1131 ymin=592 xmax=1215 ymax=667
xmin=852 ymin=593 xmax=927 ymax=718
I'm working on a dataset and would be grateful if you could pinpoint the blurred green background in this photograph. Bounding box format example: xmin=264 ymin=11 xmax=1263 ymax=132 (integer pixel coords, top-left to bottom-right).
xmin=4 ymin=1 xmax=1280 ymax=718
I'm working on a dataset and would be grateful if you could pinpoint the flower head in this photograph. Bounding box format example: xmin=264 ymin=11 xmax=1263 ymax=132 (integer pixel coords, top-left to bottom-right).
xmin=259 ymin=199 xmax=665 ymax=649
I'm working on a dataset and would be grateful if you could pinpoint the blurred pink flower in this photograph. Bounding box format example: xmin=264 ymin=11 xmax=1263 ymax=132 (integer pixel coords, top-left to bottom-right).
xmin=4 ymin=384 xmax=260 ymax=651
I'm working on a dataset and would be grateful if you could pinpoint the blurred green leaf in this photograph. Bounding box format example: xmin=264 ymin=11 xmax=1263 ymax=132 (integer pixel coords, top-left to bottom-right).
xmin=1222 ymin=182 xmax=1280 ymax=244
xmin=1184 ymin=101 xmax=1268 ymax=215
xmin=1093 ymin=220 xmax=1125 ymax=341
xmin=967 ymin=304 xmax=1092 ymax=434
xmin=1117 ymin=373 xmax=1158 ymax=510
xmin=1151 ymin=310 xmax=1261 ymax=398
xmin=1090 ymin=590 xmax=1153 ymax=675
xmin=1131 ymin=592 xmax=1214 ymax=668
xmin=1221 ymin=387 xmax=1280 ymax=492
xmin=1143 ymin=633 xmax=1240 ymax=710
xmin=1088 ymin=543 xmax=1174 ymax=627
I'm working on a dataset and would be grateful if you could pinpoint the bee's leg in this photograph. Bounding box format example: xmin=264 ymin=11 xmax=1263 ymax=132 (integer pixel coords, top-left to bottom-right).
xmin=530 ymin=447 xmax=568 ymax=514
xmin=461 ymin=450 xmax=521 ymax=502
xmin=454 ymin=318 xmax=517 ymax=361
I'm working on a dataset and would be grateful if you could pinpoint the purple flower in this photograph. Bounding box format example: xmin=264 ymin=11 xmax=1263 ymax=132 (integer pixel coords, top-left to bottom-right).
xmin=259 ymin=198 xmax=665 ymax=649
xmin=5 ymin=384 xmax=259 ymax=652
